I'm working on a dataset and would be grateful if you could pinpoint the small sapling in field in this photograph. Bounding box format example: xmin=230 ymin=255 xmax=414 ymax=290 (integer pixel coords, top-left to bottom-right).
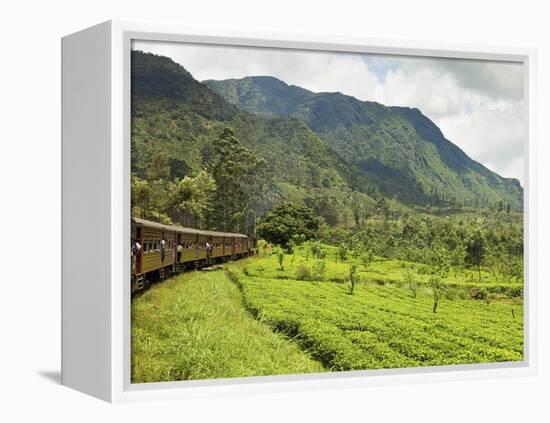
xmin=337 ymin=242 xmax=349 ymax=263
xmin=361 ymin=249 xmax=374 ymax=272
xmin=277 ymin=250 xmax=285 ymax=271
xmin=312 ymin=260 xmax=326 ymax=281
xmin=404 ymin=268 xmax=417 ymax=299
xmin=349 ymin=264 xmax=358 ymax=295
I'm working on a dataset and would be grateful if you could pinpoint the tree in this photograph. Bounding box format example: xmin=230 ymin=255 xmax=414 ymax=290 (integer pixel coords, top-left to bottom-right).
xmin=375 ymin=198 xmax=390 ymax=220
xmin=131 ymin=175 xmax=172 ymax=223
xmin=348 ymin=264 xmax=358 ymax=295
xmin=169 ymin=170 xmax=216 ymax=227
xmin=337 ymin=242 xmax=349 ymax=262
xmin=257 ymin=203 xmax=320 ymax=250
xmin=465 ymin=228 xmax=487 ymax=282
xmin=360 ymin=249 xmax=375 ymax=271
xmin=304 ymin=193 xmax=339 ymax=226
xmin=404 ymin=268 xmax=417 ymax=299
xmin=131 ymin=175 xmax=152 ymax=216
xmin=429 ymin=246 xmax=450 ymax=313
xmin=277 ymin=250 xmax=285 ymax=271
xmin=209 ymin=128 xmax=269 ymax=232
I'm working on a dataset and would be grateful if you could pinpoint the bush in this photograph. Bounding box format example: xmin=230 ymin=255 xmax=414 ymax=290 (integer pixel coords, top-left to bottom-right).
xmin=417 ymin=264 xmax=431 ymax=275
xmin=296 ymin=264 xmax=312 ymax=281
xmin=312 ymin=260 xmax=326 ymax=281
xmin=277 ymin=251 xmax=285 ymax=271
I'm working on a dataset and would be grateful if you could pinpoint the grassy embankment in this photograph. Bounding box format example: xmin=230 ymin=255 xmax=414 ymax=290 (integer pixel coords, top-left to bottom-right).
xmin=131 ymin=270 xmax=323 ymax=383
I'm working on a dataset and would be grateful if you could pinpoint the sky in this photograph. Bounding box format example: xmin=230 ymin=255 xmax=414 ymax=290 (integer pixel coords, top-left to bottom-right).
xmin=133 ymin=40 xmax=525 ymax=184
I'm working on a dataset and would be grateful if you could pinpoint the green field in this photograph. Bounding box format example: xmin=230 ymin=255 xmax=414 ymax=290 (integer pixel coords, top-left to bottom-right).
xmin=242 ymin=244 xmax=523 ymax=297
xmin=132 ymin=245 xmax=523 ymax=382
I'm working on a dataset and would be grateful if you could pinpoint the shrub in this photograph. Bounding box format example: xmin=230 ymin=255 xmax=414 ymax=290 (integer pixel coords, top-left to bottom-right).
xmin=296 ymin=264 xmax=312 ymax=281
xmin=349 ymin=264 xmax=358 ymax=295
xmin=360 ymin=249 xmax=374 ymax=271
xmin=337 ymin=243 xmax=349 ymax=262
xmin=403 ymin=269 xmax=417 ymax=299
xmin=277 ymin=251 xmax=285 ymax=271
xmin=312 ymin=260 xmax=326 ymax=281
xmin=417 ymin=264 xmax=431 ymax=275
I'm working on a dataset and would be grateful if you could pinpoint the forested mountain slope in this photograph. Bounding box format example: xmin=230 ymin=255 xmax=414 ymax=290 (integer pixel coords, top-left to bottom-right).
xmin=132 ymin=51 xmax=373 ymax=201
xmin=206 ymin=76 xmax=523 ymax=209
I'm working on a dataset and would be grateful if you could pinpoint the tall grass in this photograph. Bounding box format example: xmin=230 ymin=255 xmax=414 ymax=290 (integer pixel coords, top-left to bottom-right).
xmin=131 ymin=270 xmax=323 ymax=383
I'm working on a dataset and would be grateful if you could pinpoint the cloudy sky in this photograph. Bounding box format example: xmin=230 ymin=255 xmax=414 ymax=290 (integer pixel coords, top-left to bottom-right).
xmin=133 ymin=40 xmax=525 ymax=184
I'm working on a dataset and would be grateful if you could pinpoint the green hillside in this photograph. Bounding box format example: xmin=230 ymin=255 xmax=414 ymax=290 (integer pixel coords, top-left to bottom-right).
xmin=131 ymin=51 xmax=378 ymax=230
xmin=205 ymin=76 xmax=523 ymax=209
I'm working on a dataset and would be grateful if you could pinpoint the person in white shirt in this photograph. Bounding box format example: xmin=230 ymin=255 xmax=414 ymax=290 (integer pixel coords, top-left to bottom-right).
xmin=160 ymin=238 xmax=166 ymax=261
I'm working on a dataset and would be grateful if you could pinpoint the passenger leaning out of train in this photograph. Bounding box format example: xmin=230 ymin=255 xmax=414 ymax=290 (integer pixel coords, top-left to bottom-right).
xmin=205 ymin=241 xmax=212 ymax=258
xmin=131 ymin=240 xmax=141 ymax=272
xmin=160 ymin=238 xmax=166 ymax=261
xmin=176 ymin=243 xmax=183 ymax=261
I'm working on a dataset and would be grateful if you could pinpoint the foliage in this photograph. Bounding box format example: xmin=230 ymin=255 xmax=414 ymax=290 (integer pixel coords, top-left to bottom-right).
xmin=295 ymin=264 xmax=313 ymax=281
xmin=337 ymin=242 xmax=349 ymax=262
xmin=312 ymin=260 xmax=327 ymax=281
xmin=206 ymin=74 xmax=523 ymax=210
xmin=207 ymin=128 xmax=269 ymax=232
xmin=360 ymin=249 xmax=375 ymax=271
xmin=465 ymin=229 xmax=488 ymax=281
xmin=404 ymin=268 xmax=417 ymax=299
xmin=348 ymin=264 xmax=359 ymax=295
xmin=277 ymin=250 xmax=285 ymax=271
xmin=257 ymin=203 xmax=320 ymax=249
xmin=169 ymin=170 xmax=216 ymax=227
xmin=228 ymin=250 xmax=523 ymax=372
xmin=131 ymin=271 xmax=322 ymax=382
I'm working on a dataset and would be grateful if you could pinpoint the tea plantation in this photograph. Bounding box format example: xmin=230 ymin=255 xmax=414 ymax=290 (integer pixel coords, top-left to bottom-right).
xmin=132 ymin=245 xmax=523 ymax=382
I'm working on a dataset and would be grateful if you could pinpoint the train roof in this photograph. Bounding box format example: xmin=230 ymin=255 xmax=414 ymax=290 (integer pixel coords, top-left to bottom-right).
xmin=132 ymin=217 xmax=249 ymax=238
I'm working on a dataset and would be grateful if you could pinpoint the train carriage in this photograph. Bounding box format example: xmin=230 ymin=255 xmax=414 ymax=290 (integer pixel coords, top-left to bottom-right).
xmin=132 ymin=218 xmax=176 ymax=291
xmin=132 ymin=217 xmax=254 ymax=294
xmin=210 ymin=235 xmax=224 ymax=258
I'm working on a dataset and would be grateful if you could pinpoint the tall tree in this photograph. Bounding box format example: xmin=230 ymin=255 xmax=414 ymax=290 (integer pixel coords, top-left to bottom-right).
xmin=208 ymin=128 xmax=269 ymax=232
xmin=169 ymin=170 xmax=216 ymax=227
xmin=465 ymin=228 xmax=487 ymax=282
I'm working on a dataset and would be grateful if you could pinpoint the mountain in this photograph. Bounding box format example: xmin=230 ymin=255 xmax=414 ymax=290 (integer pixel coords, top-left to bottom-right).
xmin=205 ymin=76 xmax=523 ymax=209
xmin=131 ymin=51 xmax=376 ymax=217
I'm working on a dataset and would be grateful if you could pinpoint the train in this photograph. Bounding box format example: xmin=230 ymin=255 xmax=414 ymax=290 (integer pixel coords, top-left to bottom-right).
xmin=131 ymin=217 xmax=257 ymax=294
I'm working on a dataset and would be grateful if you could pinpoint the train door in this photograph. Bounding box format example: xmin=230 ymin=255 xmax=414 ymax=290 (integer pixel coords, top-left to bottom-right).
xmin=136 ymin=227 xmax=142 ymax=273
xmin=177 ymin=233 xmax=182 ymax=263
xmin=160 ymin=231 xmax=165 ymax=262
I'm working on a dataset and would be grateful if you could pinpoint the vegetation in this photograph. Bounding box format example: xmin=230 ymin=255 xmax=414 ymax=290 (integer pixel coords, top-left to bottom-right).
xmin=206 ymin=75 xmax=523 ymax=209
xmin=257 ymin=203 xmax=321 ymax=250
xmin=130 ymin=50 xmax=525 ymax=381
xmin=225 ymin=245 xmax=523 ymax=371
xmin=131 ymin=270 xmax=323 ymax=382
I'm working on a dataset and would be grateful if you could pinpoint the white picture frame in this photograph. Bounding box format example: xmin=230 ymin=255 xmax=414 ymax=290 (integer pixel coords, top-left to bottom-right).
xmin=61 ymin=20 xmax=538 ymax=403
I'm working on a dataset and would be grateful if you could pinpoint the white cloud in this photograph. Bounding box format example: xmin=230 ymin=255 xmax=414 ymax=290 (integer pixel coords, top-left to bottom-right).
xmin=132 ymin=40 xmax=525 ymax=184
